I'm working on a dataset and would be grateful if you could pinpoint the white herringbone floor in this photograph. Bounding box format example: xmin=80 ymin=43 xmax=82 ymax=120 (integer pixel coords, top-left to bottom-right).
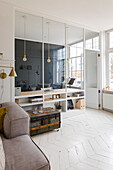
xmin=32 ymin=109 xmax=113 ymax=170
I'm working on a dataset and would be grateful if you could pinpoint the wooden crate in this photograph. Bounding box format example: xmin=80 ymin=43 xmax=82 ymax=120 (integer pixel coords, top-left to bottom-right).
xmin=75 ymin=99 xmax=85 ymax=109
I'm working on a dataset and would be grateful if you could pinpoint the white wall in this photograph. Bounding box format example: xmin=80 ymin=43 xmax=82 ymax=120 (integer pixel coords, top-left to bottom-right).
xmin=0 ymin=1 xmax=14 ymax=103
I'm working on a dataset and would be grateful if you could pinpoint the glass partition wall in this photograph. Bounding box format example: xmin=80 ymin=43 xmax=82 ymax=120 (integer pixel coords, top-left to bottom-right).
xmin=15 ymin=11 xmax=87 ymax=92
xmin=15 ymin=10 xmax=100 ymax=111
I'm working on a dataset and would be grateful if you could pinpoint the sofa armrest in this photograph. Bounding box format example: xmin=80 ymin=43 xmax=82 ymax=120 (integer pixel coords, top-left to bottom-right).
xmin=2 ymin=102 xmax=30 ymax=139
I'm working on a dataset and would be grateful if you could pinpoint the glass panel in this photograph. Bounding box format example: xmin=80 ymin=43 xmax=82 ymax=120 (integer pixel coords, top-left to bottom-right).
xmin=44 ymin=19 xmax=65 ymax=91
xmin=85 ymin=29 xmax=99 ymax=50
xmin=86 ymin=50 xmax=97 ymax=88
xmin=67 ymin=25 xmax=84 ymax=89
xmin=44 ymin=19 xmax=65 ymax=45
xmin=109 ymin=53 xmax=113 ymax=89
xmin=15 ymin=39 xmax=42 ymax=91
xmin=109 ymin=32 xmax=113 ymax=48
xmin=93 ymin=36 xmax=99 ymax=50
xmin=86 ymin=39 xmax=92 ymax=49
xmin=70 ymin=42 xmax=83 ymax=57
xmin=15 ymin=11 xmax=42 ymax=41
xmin=44 ymin=43 xmax=65 ymax=89
xmin=68 ymin=57 xmax=83 ymax=88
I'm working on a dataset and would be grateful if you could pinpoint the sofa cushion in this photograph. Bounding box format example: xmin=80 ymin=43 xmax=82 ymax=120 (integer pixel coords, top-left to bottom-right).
xmin=2 ymin=102 xmax=29 ymax=139
xmin=0 ymin=107 xmax=7 ymax=132
xmin=2 ymin=135 xmax=50 ymax=170
xmin=0 ymin=135 xmax=5 ymax=170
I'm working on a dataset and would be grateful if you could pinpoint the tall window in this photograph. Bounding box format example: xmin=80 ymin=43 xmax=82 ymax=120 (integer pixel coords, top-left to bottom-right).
xmin=106 ymin=30 xmax=113 ymax=89
xmin=69 ymin=42 xmax=83 ymax=88
xmin=109 ymin=53 xmax=113 ymax=89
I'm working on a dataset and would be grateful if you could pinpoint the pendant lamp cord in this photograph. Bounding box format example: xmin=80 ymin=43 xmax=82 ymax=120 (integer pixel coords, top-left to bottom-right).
xmin=23 ymin=16 xmax=26 ymax=56
xmin=48 ymin=22 xmax=49 ymax=58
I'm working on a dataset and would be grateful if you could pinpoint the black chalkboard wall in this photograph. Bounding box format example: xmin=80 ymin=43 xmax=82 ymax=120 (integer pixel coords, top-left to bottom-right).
xmin=15 ymin=39 xmax=65 ymax=92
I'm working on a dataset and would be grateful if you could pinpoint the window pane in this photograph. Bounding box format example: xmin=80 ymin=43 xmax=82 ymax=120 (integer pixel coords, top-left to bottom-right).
xmin=15 ymin=39 xmax=42 ymax=91
xmin=109 ymin=32 xmax=113 ymax=48
xmin=70 ymin=42 xmax=83 ymax=58
xmin=44 ymin=19 xmax=65 ymax=45
xmin=76 ymin=42 xmax=83 ymax=48
xmin=70 ymin=46 xmax=77 ymax=58
xmin=93 ymin=36 xmax=99 ymax=50
xmin=71 ymin=71 xmax=81 ymax=88
xmin=69 ymin=56 xmax=83 ymax=88
xmin=109 ymin=53 xmax=113 ymax=89
xmin=44 ymin=44 xmax=65 ymax=89
xmin=85 ymin=29 xmax=99 ymax=50
xmin=15 ymin=11 xmax=42 ymax=42
xmin=86 ymin=39 xmax=92 ymax=49
xmin=67 ymin=25 xmax=84 ymax=89
xmin=69 ymin=57 xmax=82 ymax=72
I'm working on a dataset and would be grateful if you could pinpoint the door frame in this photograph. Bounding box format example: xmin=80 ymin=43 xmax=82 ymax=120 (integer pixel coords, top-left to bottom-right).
xmin=85 ymin=49 xmax=101 ymax=109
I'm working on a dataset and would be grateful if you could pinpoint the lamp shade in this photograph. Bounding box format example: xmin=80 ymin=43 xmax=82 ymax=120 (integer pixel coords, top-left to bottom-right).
xmin=9 ymin=67 xmax=17 ymax=77
xmin=0 ymin=72 xmax=7 ymax=79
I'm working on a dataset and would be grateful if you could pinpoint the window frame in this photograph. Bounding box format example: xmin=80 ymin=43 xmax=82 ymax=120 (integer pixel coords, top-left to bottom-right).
xmin=105 ymin=29 xmax=113 ymax=89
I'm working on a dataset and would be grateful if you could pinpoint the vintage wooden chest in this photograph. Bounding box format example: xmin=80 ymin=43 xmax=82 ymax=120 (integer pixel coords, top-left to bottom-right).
xmin=27 ymin=108 xmax=61 ymax=136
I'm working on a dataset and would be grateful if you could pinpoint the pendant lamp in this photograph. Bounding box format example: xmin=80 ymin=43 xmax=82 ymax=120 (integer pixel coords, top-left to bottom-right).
xmin=47 ymin=22 xmax=51 ymax=63
xmin=22 ymin=16 xmax=27 ymax=62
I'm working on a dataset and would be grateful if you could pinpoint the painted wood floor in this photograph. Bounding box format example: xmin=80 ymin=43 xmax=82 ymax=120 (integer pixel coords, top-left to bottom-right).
xmin=32 ymin=109 xmax=113 ymax=170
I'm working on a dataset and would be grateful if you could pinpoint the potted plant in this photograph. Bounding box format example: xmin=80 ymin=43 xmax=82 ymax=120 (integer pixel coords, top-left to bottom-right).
xmin=55 ymin=102 xmax=62 ymax=112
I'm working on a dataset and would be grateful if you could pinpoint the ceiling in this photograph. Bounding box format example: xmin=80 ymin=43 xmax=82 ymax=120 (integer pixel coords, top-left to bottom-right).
xmin=2 ymin=0 xmax=113 ymax=31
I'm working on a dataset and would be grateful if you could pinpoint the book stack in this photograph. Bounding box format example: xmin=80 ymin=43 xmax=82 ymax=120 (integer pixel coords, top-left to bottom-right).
xmin=29 ymin=97 xmax=43 ymax=103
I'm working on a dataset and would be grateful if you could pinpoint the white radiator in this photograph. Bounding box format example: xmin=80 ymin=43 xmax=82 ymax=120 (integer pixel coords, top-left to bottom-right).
xmin=103 ymin=93 xmax=113 ymax=110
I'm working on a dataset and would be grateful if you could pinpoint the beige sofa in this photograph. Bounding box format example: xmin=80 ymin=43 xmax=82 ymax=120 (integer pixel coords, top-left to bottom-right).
xmin=1 ymin=102 xmax=50 ymax=170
